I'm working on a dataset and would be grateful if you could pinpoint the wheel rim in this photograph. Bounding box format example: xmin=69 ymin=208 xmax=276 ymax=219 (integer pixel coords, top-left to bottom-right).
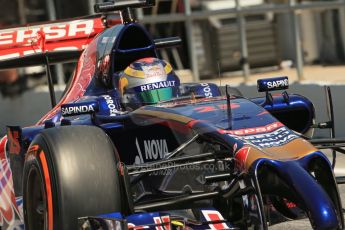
xmin=26 ymin=166 xmax=48 ymax=229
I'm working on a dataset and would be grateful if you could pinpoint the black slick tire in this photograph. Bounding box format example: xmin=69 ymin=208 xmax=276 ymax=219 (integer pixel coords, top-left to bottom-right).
xmin=23 ymin=125 xmax=125 ymax=230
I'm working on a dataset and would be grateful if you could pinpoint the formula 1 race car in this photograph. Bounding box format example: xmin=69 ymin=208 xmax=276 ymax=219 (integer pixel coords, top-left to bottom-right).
xmin=1 ymin=1 xmax=345 ymax=229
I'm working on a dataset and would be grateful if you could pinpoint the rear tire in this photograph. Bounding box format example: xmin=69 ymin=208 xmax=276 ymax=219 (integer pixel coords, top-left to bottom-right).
xmin=23 ymin=125 xmax=125 ymax=230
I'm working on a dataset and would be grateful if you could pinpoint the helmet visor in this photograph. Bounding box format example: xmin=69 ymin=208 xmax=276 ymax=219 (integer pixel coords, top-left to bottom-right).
xmin=137 ymin=87 xmax=173 ymax=104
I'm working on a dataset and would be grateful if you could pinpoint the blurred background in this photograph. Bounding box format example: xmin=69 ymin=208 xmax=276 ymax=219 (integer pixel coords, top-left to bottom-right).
xmin=1 ymin=0 xmax=345 ymax=137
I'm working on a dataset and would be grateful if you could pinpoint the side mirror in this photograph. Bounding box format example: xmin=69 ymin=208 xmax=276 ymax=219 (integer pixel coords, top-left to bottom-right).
xmin=257 ymin=76 xmax=289 ymax=105
xmin=257 ymin=76 xmax=289 ymax=92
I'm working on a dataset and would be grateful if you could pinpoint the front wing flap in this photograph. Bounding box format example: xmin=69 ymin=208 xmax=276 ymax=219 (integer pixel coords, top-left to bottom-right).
xmin=78 ymin=209 xmax=238 ymax=230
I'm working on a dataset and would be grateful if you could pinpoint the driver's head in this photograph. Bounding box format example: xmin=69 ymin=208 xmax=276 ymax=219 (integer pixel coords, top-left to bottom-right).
xmin=118 ymin=57 xmax=180 ymax=110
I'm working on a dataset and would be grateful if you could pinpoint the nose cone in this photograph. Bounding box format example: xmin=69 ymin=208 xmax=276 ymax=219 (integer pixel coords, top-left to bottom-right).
xmin=315 ymin=204 xmax=339 ymax=229
xmin=255 ymin=159 xmax=339 ymax=229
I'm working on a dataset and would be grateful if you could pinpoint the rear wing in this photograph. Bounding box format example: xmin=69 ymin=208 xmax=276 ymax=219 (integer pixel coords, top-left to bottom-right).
xmin=0 ymin=15 xmax=110 ymax=69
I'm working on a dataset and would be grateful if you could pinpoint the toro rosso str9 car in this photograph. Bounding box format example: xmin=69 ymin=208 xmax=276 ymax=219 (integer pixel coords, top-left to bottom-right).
xmin=1 ymin=1 xmax=345 ymax=229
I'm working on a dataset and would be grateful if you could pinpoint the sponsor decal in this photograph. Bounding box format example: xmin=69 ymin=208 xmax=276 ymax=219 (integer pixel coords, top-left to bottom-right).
xmin=127 ymin=214 xmax=170 ymax=230
xmin=231 ymin=126 xmax=298 ymax=148
xmin=0 ymin=18 xmax=104 ymax=60
xmin=267 ymin=79 xmax=288 ymax=89
xmin=153 ymin=216 xmax=171 ymax=230
xmin=225 ymin=122 xmax=284 ymax=136
xmin=102 ymin=95 xmax=120 ymax=116
xmin=201 ymin=210 xmax=231 ymax=230
xmin=135 ymin=138 xmax=168 ymax=164
xmin=257 ymin=77 xmax=289 ymax=92
xmin=0 ymin=19 xmax=94 ymax=46
xmin=200 ymin=83 xmax=213 ymax=98
xmin=61 ymin=104 xmax=95 ymax=116
xmin=139 ymin=81 xmax=176 ymax=92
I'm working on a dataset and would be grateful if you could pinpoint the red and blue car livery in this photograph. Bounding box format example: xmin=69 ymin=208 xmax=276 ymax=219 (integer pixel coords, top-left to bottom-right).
xmin=0 ymin=1 xmax=344 ymax=229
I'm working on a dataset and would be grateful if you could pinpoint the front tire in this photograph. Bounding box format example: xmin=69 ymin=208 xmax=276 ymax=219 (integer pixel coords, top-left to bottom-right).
xmin=23 ymin=125 xmax=125 ymax=230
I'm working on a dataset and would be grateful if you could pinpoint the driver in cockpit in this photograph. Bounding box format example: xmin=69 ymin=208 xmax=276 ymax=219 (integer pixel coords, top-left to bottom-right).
xmin=117 ymin=57 xmax=181 ymax=110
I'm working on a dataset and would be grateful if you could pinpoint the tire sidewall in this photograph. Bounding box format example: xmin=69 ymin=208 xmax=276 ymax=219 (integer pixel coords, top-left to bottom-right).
xmin=23 ymin=126 xmax=124 ymax=230
xmin=23 ymin=143 xmax=56 ymax=230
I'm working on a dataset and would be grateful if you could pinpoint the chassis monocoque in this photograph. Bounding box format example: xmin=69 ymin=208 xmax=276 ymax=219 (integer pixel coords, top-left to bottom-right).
xmin=0 ymin=1 xmax=345 ymax=229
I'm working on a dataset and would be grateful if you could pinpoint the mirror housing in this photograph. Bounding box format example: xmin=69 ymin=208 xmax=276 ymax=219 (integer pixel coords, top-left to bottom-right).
xmin=257 ymin=76 xmax=289 ymax=92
